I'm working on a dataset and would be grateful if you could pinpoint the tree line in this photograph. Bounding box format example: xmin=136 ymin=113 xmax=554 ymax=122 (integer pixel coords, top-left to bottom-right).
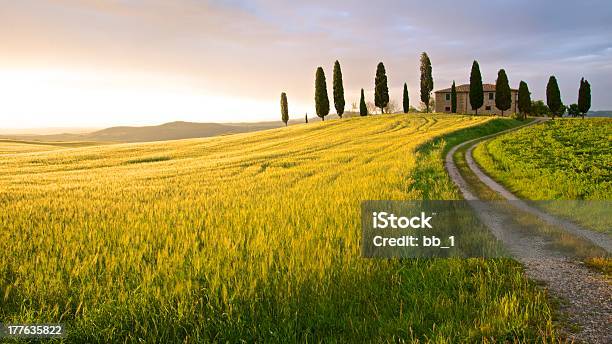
xmin=279 ymin=53 xmax=433 ymax=125
xmin=461 ymin=61 xmax=590 ymax=120
xmin=280 ymin=54 xmax=591 ymax=125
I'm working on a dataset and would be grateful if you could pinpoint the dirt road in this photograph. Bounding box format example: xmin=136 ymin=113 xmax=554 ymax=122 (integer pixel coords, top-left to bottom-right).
xmin=445 ymin=118 xmax=611 ymax=343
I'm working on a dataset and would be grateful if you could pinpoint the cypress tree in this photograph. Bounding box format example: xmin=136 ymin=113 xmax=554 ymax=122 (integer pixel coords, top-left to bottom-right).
xmin=402 ymin=83 xmax=409 ymax=113
xmin=420 ymin=52 xmax=433 ymax=112
xmin=305 ymin=113 xmax=308 ymax=123
xmin=280 ymin=92 xmax=289 ymax=126
xmin=450 ymin=81 xmax=457 ymax=113
xmin=578 ymin=78 xmax=591 ymax=119
xmin=314 ymin=67 xmax=330 ymax=121
xmin=359 ymin=88 xmax=368 ymax=116
xmin=518 ymin=81 xmax=531 ymax=120
xmin=469 ymin=60 xmax=483 ymax=115
xmin=495 ymin=69 xmax=511 ymax=116
xmin=333 ymin=60 xmax=345 ymax=118
xmin=546 ymin=76 xmax=562 ymax=119
xmin=374 ymin=62 xmax=389 ymax=114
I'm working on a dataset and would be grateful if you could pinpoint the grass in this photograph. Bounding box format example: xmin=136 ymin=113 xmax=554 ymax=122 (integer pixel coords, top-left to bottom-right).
xmin=124 ymin=156 xmax=172 ymax=164
xmin=449 ymin=118 xmax=536 ymax=201
xmin=408 ymin=117 xmax=525 ymax=200
xmin=472 ymin=118 xmax=611 ymax=234
xmin=0 ymin=139 xmax=105 ymax=154
xmin=472 ymin=118 xmax=612 ymax=200
xmin=451 ymin=122 xmax=609 ymax=258
xmin=449 ymin=119 xmax=612 ymax=343
xmin=468 ymin=118 xmax=610 ymax=276
xmin=0 ymin=114 xmax=557 ymax=342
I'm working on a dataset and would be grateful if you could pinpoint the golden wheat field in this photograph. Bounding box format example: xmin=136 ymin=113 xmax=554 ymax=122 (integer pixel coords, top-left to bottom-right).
xmin=0 ymin=114 xmax=556 ymax=342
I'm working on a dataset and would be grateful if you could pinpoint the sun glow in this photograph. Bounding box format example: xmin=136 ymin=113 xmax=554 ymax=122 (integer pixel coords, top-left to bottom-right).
xmin=0 ymin=68 xmax=278 ymax=129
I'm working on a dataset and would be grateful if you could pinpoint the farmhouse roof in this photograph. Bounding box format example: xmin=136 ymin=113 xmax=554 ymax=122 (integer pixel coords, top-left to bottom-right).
xmin=434 ymin=83 xmax=518 ymax=93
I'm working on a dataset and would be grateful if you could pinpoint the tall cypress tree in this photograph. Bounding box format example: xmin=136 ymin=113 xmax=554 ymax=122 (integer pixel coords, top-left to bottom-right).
xmin=450 ymin=81 xmax=457 ymax=113
xmin=518 ymin=81 xmax=531 ymax=120
xmin=314 ymin=67 xmax=330 ymax=121
xmin=374 ymin=62 xmax=389 ymax=114
xmin=280 ymin=92 xmax=289 ymax=126
xmin=333 ymin=60 xmax=345 ymax=118
xmin=420 ymin=52 xmax=433 ymax=112
xmin=359 ymin=88 xmax=368 ymax=116
xmin=469 ymin=60 xmax=483 ymax=115
xmin=495 ymin=69 xmax=511 ymax=116
xmin=402 ymin=83 xmax=409 ymax=113
xmin=578 ymin=78 xmax=591 ymax=119
xmin=546 ymin=75 xmax=562 ymax=119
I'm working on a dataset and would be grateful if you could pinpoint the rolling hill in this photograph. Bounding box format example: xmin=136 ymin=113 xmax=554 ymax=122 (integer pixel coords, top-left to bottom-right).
xmin=0 ymin=113 xmax=368 ymax=143
xmin=0 ymin=114 xmax=554 ymax=342
xmin=0 ymin=120 xmax=288 ymax=143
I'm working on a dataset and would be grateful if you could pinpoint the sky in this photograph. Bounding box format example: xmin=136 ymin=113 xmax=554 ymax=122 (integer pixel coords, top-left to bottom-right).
xmin=0 ymin=0 xmax=611 ymax=129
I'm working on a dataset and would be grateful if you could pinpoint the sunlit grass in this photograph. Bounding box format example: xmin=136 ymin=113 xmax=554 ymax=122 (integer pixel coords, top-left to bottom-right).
xmin=473 ymin=118 xmax=611 ymax=200
xmin=0 ymin=139 xmax=104 ymax=154
xmin=0 ymin=114 xmax=557 ymax=342
xmin=473 ymin=118 xmax=612 ymax=233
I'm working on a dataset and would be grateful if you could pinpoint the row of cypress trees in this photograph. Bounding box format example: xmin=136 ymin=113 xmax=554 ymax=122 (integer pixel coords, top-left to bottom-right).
xmin=314 ymin=61 xmax=349 ymax=121
xmin=318 ymin=61 xmax=391 ymax=120
xmin=466 ymin=61 xmax=515 ymax=116
xmin=282 ymin=57 xmax=591 ymax=125
xmin=544 ymin=76 xmax=591 ymax=119
xmin=280 ymin=62 xmax=344 ymax=126
xmin=281 ymin=53 xmax=434 ymax=124
xmin=458 ymin=61 xmax=590 ymax=119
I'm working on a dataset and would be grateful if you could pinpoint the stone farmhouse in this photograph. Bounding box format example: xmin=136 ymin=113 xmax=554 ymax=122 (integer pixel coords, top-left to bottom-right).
xmin=434 ymin=83 xmax=518 ymax=115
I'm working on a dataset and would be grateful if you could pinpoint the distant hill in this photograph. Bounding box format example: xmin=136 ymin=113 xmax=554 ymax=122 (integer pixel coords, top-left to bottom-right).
xmin=588 ymin=110 xmax=612 ymax=118
xmin=0 ymin=120 xmax=292 ymax=143
xmin=84 ymin=121 xmax=285 ymax=142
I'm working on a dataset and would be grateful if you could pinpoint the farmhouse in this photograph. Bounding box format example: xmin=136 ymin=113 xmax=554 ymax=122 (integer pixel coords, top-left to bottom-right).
xmin=434 ymin=84 xmax=518 ymax=115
